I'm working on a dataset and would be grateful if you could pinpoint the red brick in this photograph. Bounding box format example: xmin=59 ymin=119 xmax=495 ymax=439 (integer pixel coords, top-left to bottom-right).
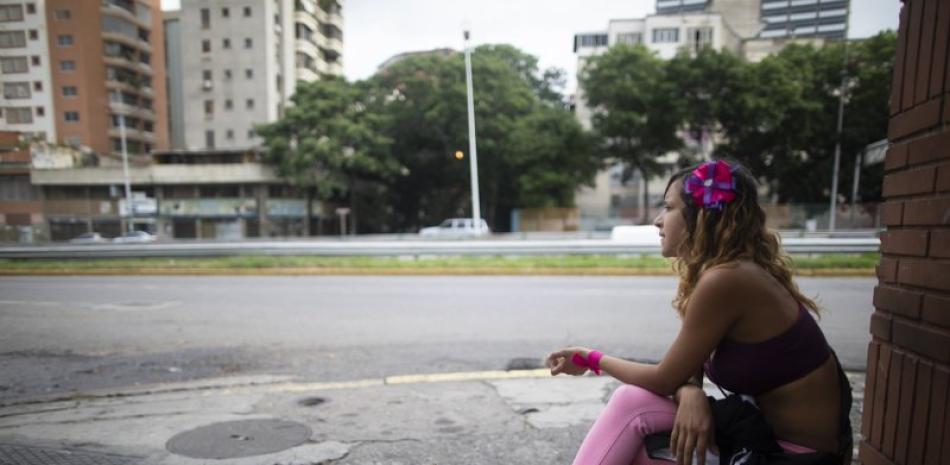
xmin=862 ymin=342 xmax=880 ymax=440
xmin=936 ymin=163 xmax=950 ymax=191
xmin=903 ymin=0 xmax=924 ymax=112
xmin=922 ymin=293 xmax=950 ymax=329
xmin=931 ymin=0 xmax=950 ymax=98
xmin=889 ymin=98 xmax=942 ymax=140
xmin=909 ymin=361 xmax=933 ymax=465
xmin=930 ymin=230 xmax=950 ymax=257
xmin=880 ymin=202 xmax=904 ymax=226
xmin=871 ymin=311 xmax=894 ymax=341
xmin=926 ymin=368 xmax=949 ymax=465
xmin=860 ymin=441 xmax=894 ymax=465
xmin=916 ymin=0 xmax=938 ymax=104
xmin=903 ymin=197 xmax=950 ymax=225
xmin=907 ymin=130 xmax=950 ymax=165
xmin=880 ymin=230 xmax=930 ymax=257
xmin=895 ymin=355 xmax=917 ymax=463
xmin=893 ymin=318 xmax=950 ymax=362
xmin=897 ymin=259 xmax=950 ymax=291
xmin=878 ymin=257 xmax=899 ymax=283
xmin=883 ymin=168 xmax=936 ymax=197
xmin=871 ymin=344 xmax=893 ymax=448
xmin=885 ymin=143 xmax=909 ymax=171
xmin=882 ymin=351 xmax=903 ymax=458
xmin=874 ymin=284 xmax=924 ymax=318
xmin=893 ymin=2 xmax=911 ymax=115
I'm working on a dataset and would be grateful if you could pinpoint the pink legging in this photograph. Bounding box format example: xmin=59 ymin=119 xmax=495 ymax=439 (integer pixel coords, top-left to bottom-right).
xmin=572 ymin=384 xmax=815 ymax=465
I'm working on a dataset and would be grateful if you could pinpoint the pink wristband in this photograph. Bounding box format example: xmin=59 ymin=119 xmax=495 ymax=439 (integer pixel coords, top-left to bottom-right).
xmin=571 ymin=350 xmax=604 ymax=375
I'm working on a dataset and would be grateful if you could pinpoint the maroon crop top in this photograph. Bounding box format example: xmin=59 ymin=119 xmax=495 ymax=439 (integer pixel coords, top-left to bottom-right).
xmin=703 ymin=302 xmax=831 ymax=396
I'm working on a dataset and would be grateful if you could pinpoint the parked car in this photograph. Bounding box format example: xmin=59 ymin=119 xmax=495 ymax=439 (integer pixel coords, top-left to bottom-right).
xmin=112 ymin=230 xmax=157 ymax=244
xmin=418 ymin=218 xmax=491 ymax=238
xmin=609 ymin=225 xmax=661 ymax=245
xmin=69 ymin=232 xmax=108 ymax=244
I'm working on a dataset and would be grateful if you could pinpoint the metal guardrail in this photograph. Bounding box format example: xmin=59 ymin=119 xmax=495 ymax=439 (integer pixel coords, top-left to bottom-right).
xmin=0 ymin=237 xmax=880 ymax=259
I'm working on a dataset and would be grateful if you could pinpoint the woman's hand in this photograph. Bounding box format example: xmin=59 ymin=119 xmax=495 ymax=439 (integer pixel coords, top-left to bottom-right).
xmin=670 ymin=385 xmax=717 ymax=465
xmin=545 ymin=346 xmax=592 ymax=376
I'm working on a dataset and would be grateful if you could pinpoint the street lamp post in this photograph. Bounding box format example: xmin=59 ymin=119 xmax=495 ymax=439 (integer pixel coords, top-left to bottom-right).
xmin=119 ymin=113 xmax=134 ymax=234
xmin=463 ymin=29 xmax=482 ymax=228
xmin=828 ymin=3 xmax=851 ymax=232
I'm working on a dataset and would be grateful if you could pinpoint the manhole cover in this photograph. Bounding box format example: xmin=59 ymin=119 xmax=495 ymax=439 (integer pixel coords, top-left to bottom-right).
xmin=166 ymin=419 xmax=312 ymax=459
xmin=0 ymin=443 xmax=141 ymax=465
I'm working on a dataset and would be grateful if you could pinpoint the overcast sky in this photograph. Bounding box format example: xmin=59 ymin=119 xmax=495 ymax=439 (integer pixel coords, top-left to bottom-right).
xmin=162 ymin=0 xmax=901 ymax=92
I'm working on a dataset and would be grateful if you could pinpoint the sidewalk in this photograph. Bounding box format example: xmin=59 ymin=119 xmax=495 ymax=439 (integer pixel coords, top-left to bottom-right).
xmin=0 ymin=370 xmax=865 ymax=465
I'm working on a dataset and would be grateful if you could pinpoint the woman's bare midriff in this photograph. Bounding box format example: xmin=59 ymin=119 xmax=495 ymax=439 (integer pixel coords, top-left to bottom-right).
xmin=756 ymin=356 xmax=841 ymax=453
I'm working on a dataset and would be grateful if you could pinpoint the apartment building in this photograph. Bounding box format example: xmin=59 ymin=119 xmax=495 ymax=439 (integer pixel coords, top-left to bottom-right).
xmin=0 ymin=1 xmax=55 ymax=142
xmin=571 ymin=0 xmax=849 ymax=229
xmin=175 ymin=0 xmax=344 ymax=152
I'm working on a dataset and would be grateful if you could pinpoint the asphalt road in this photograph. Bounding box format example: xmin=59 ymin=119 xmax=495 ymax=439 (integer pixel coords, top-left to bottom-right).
xmin=0 ymin=276 xmax=875 ymax=403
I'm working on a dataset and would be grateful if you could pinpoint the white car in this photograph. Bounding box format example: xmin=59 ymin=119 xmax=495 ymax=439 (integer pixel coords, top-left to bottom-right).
xmin=112 ymin=230 xmax=157 ymax=244
xmin=609 ymin=225 xmax=662 ymax=245
xmin=419 ymin=218 xmax=491 ymax=238
xmin=69 ymin=232 xmax=108 ymax=244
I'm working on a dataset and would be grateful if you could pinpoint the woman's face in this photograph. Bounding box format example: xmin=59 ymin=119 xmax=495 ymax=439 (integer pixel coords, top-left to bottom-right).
xmin=654 ymin=179 xmax=689 ymax=258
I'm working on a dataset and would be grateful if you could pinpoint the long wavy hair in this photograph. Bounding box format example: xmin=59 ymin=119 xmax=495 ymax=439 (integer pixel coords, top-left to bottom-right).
xmin=666 ymin=161 xmax=820 ymax=318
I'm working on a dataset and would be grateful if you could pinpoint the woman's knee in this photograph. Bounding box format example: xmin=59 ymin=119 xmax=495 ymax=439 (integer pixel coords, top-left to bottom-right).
xmin=606 ymin=384 xmax=668 ymax=411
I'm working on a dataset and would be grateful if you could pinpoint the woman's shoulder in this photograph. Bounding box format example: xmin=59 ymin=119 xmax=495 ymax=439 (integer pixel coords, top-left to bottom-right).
xmin=697 ymin=260 xmax=776 ymax=302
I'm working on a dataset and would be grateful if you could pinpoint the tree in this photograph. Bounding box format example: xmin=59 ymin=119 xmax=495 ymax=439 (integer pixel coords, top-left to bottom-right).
xmin=256 ymin=77 xmax=397 ymax=235
xmin=580 ymin=44 xmax=684 ymax=223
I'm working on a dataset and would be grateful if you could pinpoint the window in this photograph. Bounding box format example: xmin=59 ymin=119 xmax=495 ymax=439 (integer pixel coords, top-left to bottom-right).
xmin=202 ymin=69 xmax=212 ymax=80
xmin=652 ymin=28 xmax=679 ymax=43
xmin=789 ymin=11 xmax=817 ymax=21
xmin=245 ymin=68 xmax=253 ymax=79
xmin=64 ymin=111 xmax=79 ymax=122
xmin=60 ymin=60 xmax=75 ymax=71
xmin=223 ymin=38 xmax=230 ymax=49
xmin=0 ymin=5 xmax=24 ymax=21
xmin=3 ymin=82 xmax=30 ymax=99
xmin=225 ymin=99 xmax=233 ymax=110
xmin=200 ymin=8 xmax=210 ymax=28
xmin=28 ymin=29 xmax=37 ymax=40
xmin=204 ymin=99 xmax=214 ymax=116
xmin=143 ymin=120 xmax=153 ymax=132
xmin=1 ymin=56 xmax=28 ymax=73
xmin=32 ymin=81 xmax=40 ymax=91
xmin=244 ymin=37 xmax=252 ymax=49
xmin=202 ymin=39 xmax=210 ymax=53
xmin=205 ymin=130 xmax=215 ymax=148
xmin=0 ymin=31 xmax=27 ymax=48
xmin=57 ymin=34 xmax=74 ymax=46
xmin=25 ymin=3 xmax=35 ymax=14
xmin=224 ymin=69 xmax=232 ymax=79
xmin=686 ymin=27 xmax=714 ymax=51
xmin=247 ymin=128 xmax=255 ymax=139
xmin=4 ymin=107 xmax=32 ymax=124
xmin=54 ymin=9 xmax=71 ymax=20
xmin=222 ymin=7 xmax=229 ymax=17
xmin=243 ymin=6 xmax=252 ymax=17
xmin=35 ymin=106 xmax=44 ymax=117
xmin=246 ymin=98 xmax=254 ymax=109
xmin=30 ymin=55 xmax=39 ymax=66
xmin=615 ymin=32 xmax=642 ymax=45
xmin=226 ymin=129 xmax=234 ymax=140
xmin=62 ymin=86 xmax=77 ymax=97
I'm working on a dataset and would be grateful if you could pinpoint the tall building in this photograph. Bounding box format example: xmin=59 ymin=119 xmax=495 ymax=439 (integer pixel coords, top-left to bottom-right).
xmin=571 ymin=0 xmax=849 ymax=228
xmin=175 ymin=0 xmax=344 ymax=151
xmin=0 ymin=1 xmax=56 ymax=142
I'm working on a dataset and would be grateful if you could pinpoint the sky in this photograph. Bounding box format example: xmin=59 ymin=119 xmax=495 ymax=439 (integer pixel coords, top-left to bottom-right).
xmin=161 ymin=0 xmax=901 ymax=93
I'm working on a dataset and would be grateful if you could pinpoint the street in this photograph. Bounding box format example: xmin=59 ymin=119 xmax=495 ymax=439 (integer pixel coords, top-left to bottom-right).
xmin=0 ymin=275 xmax=875 ymax=403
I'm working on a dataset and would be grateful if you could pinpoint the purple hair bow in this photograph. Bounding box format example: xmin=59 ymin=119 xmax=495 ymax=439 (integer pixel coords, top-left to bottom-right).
xmin=684 ymin=160 xmax=737 ymax=210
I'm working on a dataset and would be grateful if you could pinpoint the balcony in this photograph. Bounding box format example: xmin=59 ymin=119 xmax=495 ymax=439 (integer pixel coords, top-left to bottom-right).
xmin=100 ymin=0 xmax=151 ymax=30
xmin=101 ymin=31 xmax=152 ymax=54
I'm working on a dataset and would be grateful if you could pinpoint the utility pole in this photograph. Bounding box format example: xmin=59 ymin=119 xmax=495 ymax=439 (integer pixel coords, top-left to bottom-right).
xmin=119 ymin=113 xmax=134 ymax=233
xmin=828 ymin=3 xmax=851 ymax=232
xmin=463 ymin=28 xmax=482 ymax=228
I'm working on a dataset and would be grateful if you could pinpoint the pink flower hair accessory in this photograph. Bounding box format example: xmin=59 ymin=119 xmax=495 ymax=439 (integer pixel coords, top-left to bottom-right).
xmin=684 ymin=160 xmax=738 ymax=210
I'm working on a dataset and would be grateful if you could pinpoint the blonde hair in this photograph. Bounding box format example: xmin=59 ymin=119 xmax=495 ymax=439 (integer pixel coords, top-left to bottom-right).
xmin=666 ymin=162 xmax=819 ymax=318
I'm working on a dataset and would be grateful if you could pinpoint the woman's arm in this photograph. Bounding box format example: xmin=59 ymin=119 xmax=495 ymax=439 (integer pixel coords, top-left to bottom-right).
xmin=547 ymin=267 xmax=743 ymax=396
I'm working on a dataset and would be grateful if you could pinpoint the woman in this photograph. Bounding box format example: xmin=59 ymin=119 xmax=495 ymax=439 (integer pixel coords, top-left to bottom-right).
xmin=546 ymin=160 xmax=851 ymax=465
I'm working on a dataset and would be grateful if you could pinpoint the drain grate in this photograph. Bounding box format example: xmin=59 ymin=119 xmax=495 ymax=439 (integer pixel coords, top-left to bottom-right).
xmin=166 ymin=418 xmax=312 ymax=459
xmin=0 ymin=443 xmax=141 ymax=465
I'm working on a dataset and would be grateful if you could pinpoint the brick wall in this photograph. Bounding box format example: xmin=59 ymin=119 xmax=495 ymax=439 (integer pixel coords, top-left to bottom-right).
xmin=860 ymin=1 xmax=950 ymax=465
